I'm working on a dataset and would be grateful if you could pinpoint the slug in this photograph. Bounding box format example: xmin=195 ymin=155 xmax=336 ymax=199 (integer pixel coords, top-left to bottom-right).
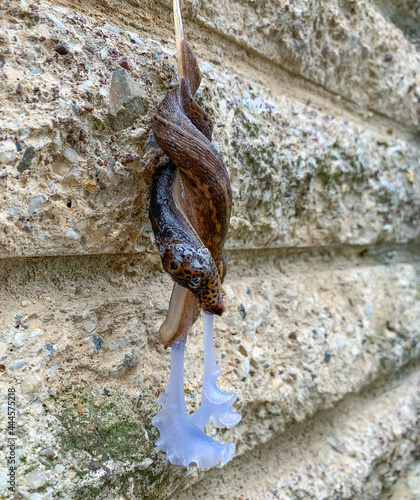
xmin=150 ymin=35 xmax=232 ymax=345
xmin=150 ymin=160 xmax=225 ymax=315
xmin=149 ymin=0 xmax=241 ymax=469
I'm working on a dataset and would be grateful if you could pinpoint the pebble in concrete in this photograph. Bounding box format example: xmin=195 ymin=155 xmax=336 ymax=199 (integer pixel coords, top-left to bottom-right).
xmin=17 ymin=146 xmax=35 ymax=173
xmin=108 ymin=69 xmax=147 ymax=131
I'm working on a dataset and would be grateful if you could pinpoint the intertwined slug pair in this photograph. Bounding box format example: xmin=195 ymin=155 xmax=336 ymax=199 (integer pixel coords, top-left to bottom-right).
xmin=147 ymin=1 xmax=240 ymax=469
xmin=149 ymin=37 xmax=232 ymax=346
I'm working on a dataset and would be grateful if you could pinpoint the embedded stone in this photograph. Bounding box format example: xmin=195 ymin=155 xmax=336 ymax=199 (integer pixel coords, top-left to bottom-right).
xmin=21 ymin=376 xmax=38 ymax=394
xmin=17 ymin=145 xmax=35 ymax=172
xmin=65 ymin=230 xmax=79 ymax=240
xmin=29 ymin=195 xmax=46 ymax=214
xmin=62 ymin=147 xmax=78 ymax=164
xmin=54 ymin=464 xmax=65 ymax=474
xmin=127 ymin=31 xmax=145 ymax=46
xmin=108 ymin=69 xmax=147 ymax=131
xmin=26 ymin=470 xmax=46 ymax=490
xmin=0 ymin=140 xmax=17 ymax=164
xmin=92 ymin=334 xmax=103 ymax=352
xmin=11 ymin=358 xmax=26 ymax=370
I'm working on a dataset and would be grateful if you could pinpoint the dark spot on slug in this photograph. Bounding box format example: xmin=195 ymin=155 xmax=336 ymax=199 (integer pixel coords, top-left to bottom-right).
xmin=170 ymin=261 xmax=179 ymax=270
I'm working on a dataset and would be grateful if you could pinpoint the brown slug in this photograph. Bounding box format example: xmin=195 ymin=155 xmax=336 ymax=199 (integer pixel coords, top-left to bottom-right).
xmin=150 ymin=36 xmax=232 ymax=346
xmin=150 ymin=160 xmax=226 ymax=316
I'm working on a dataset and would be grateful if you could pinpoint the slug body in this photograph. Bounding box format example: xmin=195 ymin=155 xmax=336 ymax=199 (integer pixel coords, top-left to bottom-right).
xmin=149 ymin=0 xmax=241 ymax=469
xmin=150 ymin=39 xmax=232 ymax=345
xmin=150 ymin=161 xmax=225 ymax=316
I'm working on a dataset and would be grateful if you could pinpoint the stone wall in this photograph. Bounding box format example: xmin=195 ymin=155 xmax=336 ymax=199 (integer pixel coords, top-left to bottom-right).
xmin=0 ymin=0 xmax=419 ymax=498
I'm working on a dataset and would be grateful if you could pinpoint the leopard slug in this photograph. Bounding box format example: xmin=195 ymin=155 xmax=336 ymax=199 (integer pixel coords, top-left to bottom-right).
xmin=150 ymin=19 xmax=232 ymax=347
xmin=149 ymin=0 xmax=240 ymax=469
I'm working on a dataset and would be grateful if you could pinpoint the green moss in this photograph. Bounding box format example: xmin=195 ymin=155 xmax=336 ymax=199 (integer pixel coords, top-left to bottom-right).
xmin=71 ymin=465 xmax=174 ymax=500
xmin=55 ymin=390 xmax=148 ymax=462
xmin=47 ymin=386 xmax=184 ymax=499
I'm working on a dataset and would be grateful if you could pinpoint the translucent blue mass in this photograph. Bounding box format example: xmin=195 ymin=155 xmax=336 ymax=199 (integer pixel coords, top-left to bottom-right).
xmin=152 ymin=313 xmax=241 ymax=468
xmin=189 ymin=313 xmax=242 ymax=431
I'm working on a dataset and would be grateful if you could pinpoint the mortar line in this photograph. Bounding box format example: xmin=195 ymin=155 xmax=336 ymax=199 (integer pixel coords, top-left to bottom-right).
xmin=0 ymin=240 xmax=418 ymax=275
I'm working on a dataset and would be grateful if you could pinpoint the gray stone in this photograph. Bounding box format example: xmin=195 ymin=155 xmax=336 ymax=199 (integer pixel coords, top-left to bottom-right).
xmin=0 ymin=140 xmax=17 ymax=164
xmin=62 ymin=147 xmax=78 ymax=164
xmin=40 ymin=448 xmax=56 ymax=458
xmin=50 ymin=363 xmax=58 ymax=378
xmin=30 ymin=329 xmax=43 ymax=338
xmin=45 ymin=12 xmax=67 ymax=30
xmin=44 ymin=344 xmax=55 ymax=354
xmin=26 ymin=50 xmax=37 ymax=61
xmin=120 ymin=352 xmax=139 ymax=371
xmin=104 ymin=23 xmax=120 ymax=34
xmin=10 ymin=358 xmax=26 ymax=370
xmin=77 ymin=80 xmax=93 ymax=92
xmin=92 ymin=334 xmax=103 ymax=352
xmin=30 ymin=492 xmax=44 ymax=500
xmin=29 ymin=195 xmax=46 ymax=214
xmin=25 ymin=470 xmax=46 ymax=490
xmin=127 ymin=31 xmax=145 ymax=46
xmin=29 ymin=66 xmax=42 ymax=74
xmin=0 ymin=473 xmax=7 ymax=492
xmin=82 ymin=312 xmax=97 ymax=332
xmin=241 ymin=358 xmax=250 ymax=378
xmin=83 ymin=38 xmax=98 ymax=54
xmin=65 ymin=230 xmax=79 ymax=240
xmin=2 ymin=118 xmax=23 ymax=131
xmin=9 ymin=206 xmax=23 ymax=216
xmin=12 ymin=331 xmax=26 ymax=347
xmin=109 ymin=341 xmax=119 ymax=351
xmin=54 ymin=464 xmax=64 ymax=475
xmin=108 ymin=69 xmax=147 ymax=131
xmin=17 ymin=145 xmax=35 ymax=173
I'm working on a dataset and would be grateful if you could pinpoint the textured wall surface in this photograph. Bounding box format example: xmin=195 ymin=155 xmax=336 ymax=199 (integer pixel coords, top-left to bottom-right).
xmin=0 ymin=0 xmax=419 ymax=498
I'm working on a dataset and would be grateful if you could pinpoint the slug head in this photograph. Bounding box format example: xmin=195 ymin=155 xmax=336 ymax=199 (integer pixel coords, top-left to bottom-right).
xmin=160 ymin=242 xmax=227 ymax=316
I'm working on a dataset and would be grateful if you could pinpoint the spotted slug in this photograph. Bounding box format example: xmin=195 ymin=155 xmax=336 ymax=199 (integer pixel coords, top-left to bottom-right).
xmin=150 ymin=38 xmax=232 ymax=346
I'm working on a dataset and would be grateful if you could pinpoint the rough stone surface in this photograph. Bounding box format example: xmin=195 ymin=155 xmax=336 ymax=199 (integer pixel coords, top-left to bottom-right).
xmin=61 ymin=146 xmax=78 ymax=164
xmin=0 ymin=0 xmax=419 ymax=499
xmin=25 ymin=470 xmax=46 ymax=490
xmin=108 ymin=69 xmax=147 ymax=131
xmin=17 ymin=145 xmax=35 ymax=172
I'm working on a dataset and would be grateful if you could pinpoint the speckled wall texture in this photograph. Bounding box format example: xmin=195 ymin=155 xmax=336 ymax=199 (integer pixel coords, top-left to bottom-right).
xmin=0 ymin=0 xmax=419 ymax=498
